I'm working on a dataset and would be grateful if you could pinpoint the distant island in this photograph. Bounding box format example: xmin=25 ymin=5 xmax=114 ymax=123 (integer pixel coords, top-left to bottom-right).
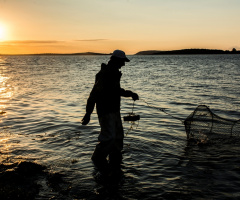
xmin=135 ymin=48 xmax=240 ymax=55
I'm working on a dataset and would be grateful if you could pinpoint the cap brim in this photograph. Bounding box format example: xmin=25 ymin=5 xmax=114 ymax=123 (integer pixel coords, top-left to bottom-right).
xmin=125 ymin=57 xmax=130 ymax=62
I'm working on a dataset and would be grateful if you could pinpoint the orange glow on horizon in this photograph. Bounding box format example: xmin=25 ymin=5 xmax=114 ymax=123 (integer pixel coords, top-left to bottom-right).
xmin=0 ymin=39 xmax=237 ymax=55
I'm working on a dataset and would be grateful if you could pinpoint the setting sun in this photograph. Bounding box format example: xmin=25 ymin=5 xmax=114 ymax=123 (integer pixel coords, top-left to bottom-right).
xmin=0 ymin=24 xmax=6 ymax=41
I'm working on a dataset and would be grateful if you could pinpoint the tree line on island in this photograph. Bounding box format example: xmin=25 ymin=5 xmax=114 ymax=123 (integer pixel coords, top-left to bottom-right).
xmin=135 ymin=48 xmax=240 ymax=55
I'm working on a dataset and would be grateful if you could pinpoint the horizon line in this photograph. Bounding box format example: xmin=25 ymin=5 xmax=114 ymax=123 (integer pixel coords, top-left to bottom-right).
xmin=0 ymin=48 xmax=239 ymax=56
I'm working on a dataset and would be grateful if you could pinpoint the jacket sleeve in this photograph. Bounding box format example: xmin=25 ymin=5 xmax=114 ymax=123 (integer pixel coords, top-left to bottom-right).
xmin=85 ymin=76 xmax=103 ymax=114
xmin=120 ymin=88 xmax=134 ymax=97
xmin=85 ymin=88 xmax=96 ymax=114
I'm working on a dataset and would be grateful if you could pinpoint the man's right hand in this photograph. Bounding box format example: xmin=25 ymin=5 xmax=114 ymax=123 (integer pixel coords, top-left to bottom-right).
xmin=81 ymin=113 xmax=91 ymax=125
xmin=132 ymin=92 xmax=139 ymax=101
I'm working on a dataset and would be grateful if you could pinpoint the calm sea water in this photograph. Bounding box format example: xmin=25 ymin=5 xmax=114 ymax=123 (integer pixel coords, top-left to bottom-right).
xmin=1 ymin=54 xmax=240 ymax=199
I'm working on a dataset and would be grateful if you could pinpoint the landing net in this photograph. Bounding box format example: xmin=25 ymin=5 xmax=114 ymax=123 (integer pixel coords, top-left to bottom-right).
xmin=184 ymin=105 xmax=240 ymax=140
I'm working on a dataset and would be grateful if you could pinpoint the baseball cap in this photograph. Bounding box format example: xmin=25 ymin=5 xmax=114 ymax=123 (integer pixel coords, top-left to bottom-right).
xmin=112 ymin=50 xmax=130 ymax=62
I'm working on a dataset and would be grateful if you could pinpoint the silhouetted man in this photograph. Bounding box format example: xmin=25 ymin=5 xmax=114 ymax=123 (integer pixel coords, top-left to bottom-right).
xmin=82 ymin=50 xmax=139 ymax=176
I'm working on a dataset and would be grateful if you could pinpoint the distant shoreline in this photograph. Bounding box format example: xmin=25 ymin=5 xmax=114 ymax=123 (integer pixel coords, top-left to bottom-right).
xmin=135 ymin=49 xmax=240 ymax=55
xmin=0 ymin=49 xmax=239 ymax=56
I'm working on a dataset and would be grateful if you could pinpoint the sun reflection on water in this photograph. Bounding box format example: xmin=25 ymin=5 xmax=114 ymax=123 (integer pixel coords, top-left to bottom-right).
xmin=0 ymin=57 xmax=13 ymax=118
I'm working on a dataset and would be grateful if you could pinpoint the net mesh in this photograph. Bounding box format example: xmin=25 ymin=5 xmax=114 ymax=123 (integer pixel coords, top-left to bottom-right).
xmin=184 ymin=105 xmax=240 ymax=140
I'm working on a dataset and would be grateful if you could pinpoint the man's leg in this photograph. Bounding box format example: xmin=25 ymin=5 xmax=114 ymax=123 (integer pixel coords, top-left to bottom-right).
xmin=92 ymin=113 xmax=116 ymax=174
xmin=109 ymin=143 xmax=123 ymax=169
xmin=91 ymin=142 xmax=110 ymax=174
xmin=93 ymin=112 xmax=124 ymax=172
xmin=109 ymin=112 xmax=124 ymax=169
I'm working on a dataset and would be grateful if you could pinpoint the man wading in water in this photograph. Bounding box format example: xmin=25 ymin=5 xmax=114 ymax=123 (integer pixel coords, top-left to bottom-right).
xmin=82 ymin=50 xmax=139 ymax=176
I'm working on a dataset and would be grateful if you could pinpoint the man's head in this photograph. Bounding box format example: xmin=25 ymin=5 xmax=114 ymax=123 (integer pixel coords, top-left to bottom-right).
xmin=110 ymin=50 xmax=130 ymax=69
xmin=111 ymin=50 xmax=130 ymax=62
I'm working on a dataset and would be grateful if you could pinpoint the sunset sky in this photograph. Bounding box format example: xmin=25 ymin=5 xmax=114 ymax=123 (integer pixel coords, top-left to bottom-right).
xmin=0 ymin=0 xmax=240 ymax=54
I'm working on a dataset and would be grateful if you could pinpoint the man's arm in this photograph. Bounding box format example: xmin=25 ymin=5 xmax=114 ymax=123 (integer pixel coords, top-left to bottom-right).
xmin=120 ymin=88 xmax=139 ymax=101
xmin=81 ymin=95 xmax=95 ymax=125
xmin=81 ymin=81 xmax=101 ymax=125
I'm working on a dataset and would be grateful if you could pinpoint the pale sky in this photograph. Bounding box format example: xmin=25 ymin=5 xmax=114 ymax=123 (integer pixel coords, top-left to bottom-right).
xmin=0 ymin=0 xmax=240 ymax=54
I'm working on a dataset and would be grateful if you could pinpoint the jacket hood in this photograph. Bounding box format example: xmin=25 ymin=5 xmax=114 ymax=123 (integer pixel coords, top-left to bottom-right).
xmin=101 ymin=63 xmax=107 ymax=70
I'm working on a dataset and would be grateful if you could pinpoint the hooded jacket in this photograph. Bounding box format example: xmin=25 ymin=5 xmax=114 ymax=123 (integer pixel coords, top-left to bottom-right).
xmin=86 ymin=63 xmax=133 ymax=117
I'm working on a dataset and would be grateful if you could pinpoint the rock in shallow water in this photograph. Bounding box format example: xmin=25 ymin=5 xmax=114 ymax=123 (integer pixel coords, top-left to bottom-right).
xmin=0 ymin=161 xmax=47 ymax=200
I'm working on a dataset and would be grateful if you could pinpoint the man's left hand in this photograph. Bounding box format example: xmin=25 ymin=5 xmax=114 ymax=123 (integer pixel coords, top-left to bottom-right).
xmin=81 ymin=113 xmax=91 ymax=125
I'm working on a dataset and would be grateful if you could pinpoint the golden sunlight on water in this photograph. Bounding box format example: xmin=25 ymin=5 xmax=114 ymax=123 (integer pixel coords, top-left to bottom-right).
xmin=0 ymin=58 xmax=13 ymax=117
